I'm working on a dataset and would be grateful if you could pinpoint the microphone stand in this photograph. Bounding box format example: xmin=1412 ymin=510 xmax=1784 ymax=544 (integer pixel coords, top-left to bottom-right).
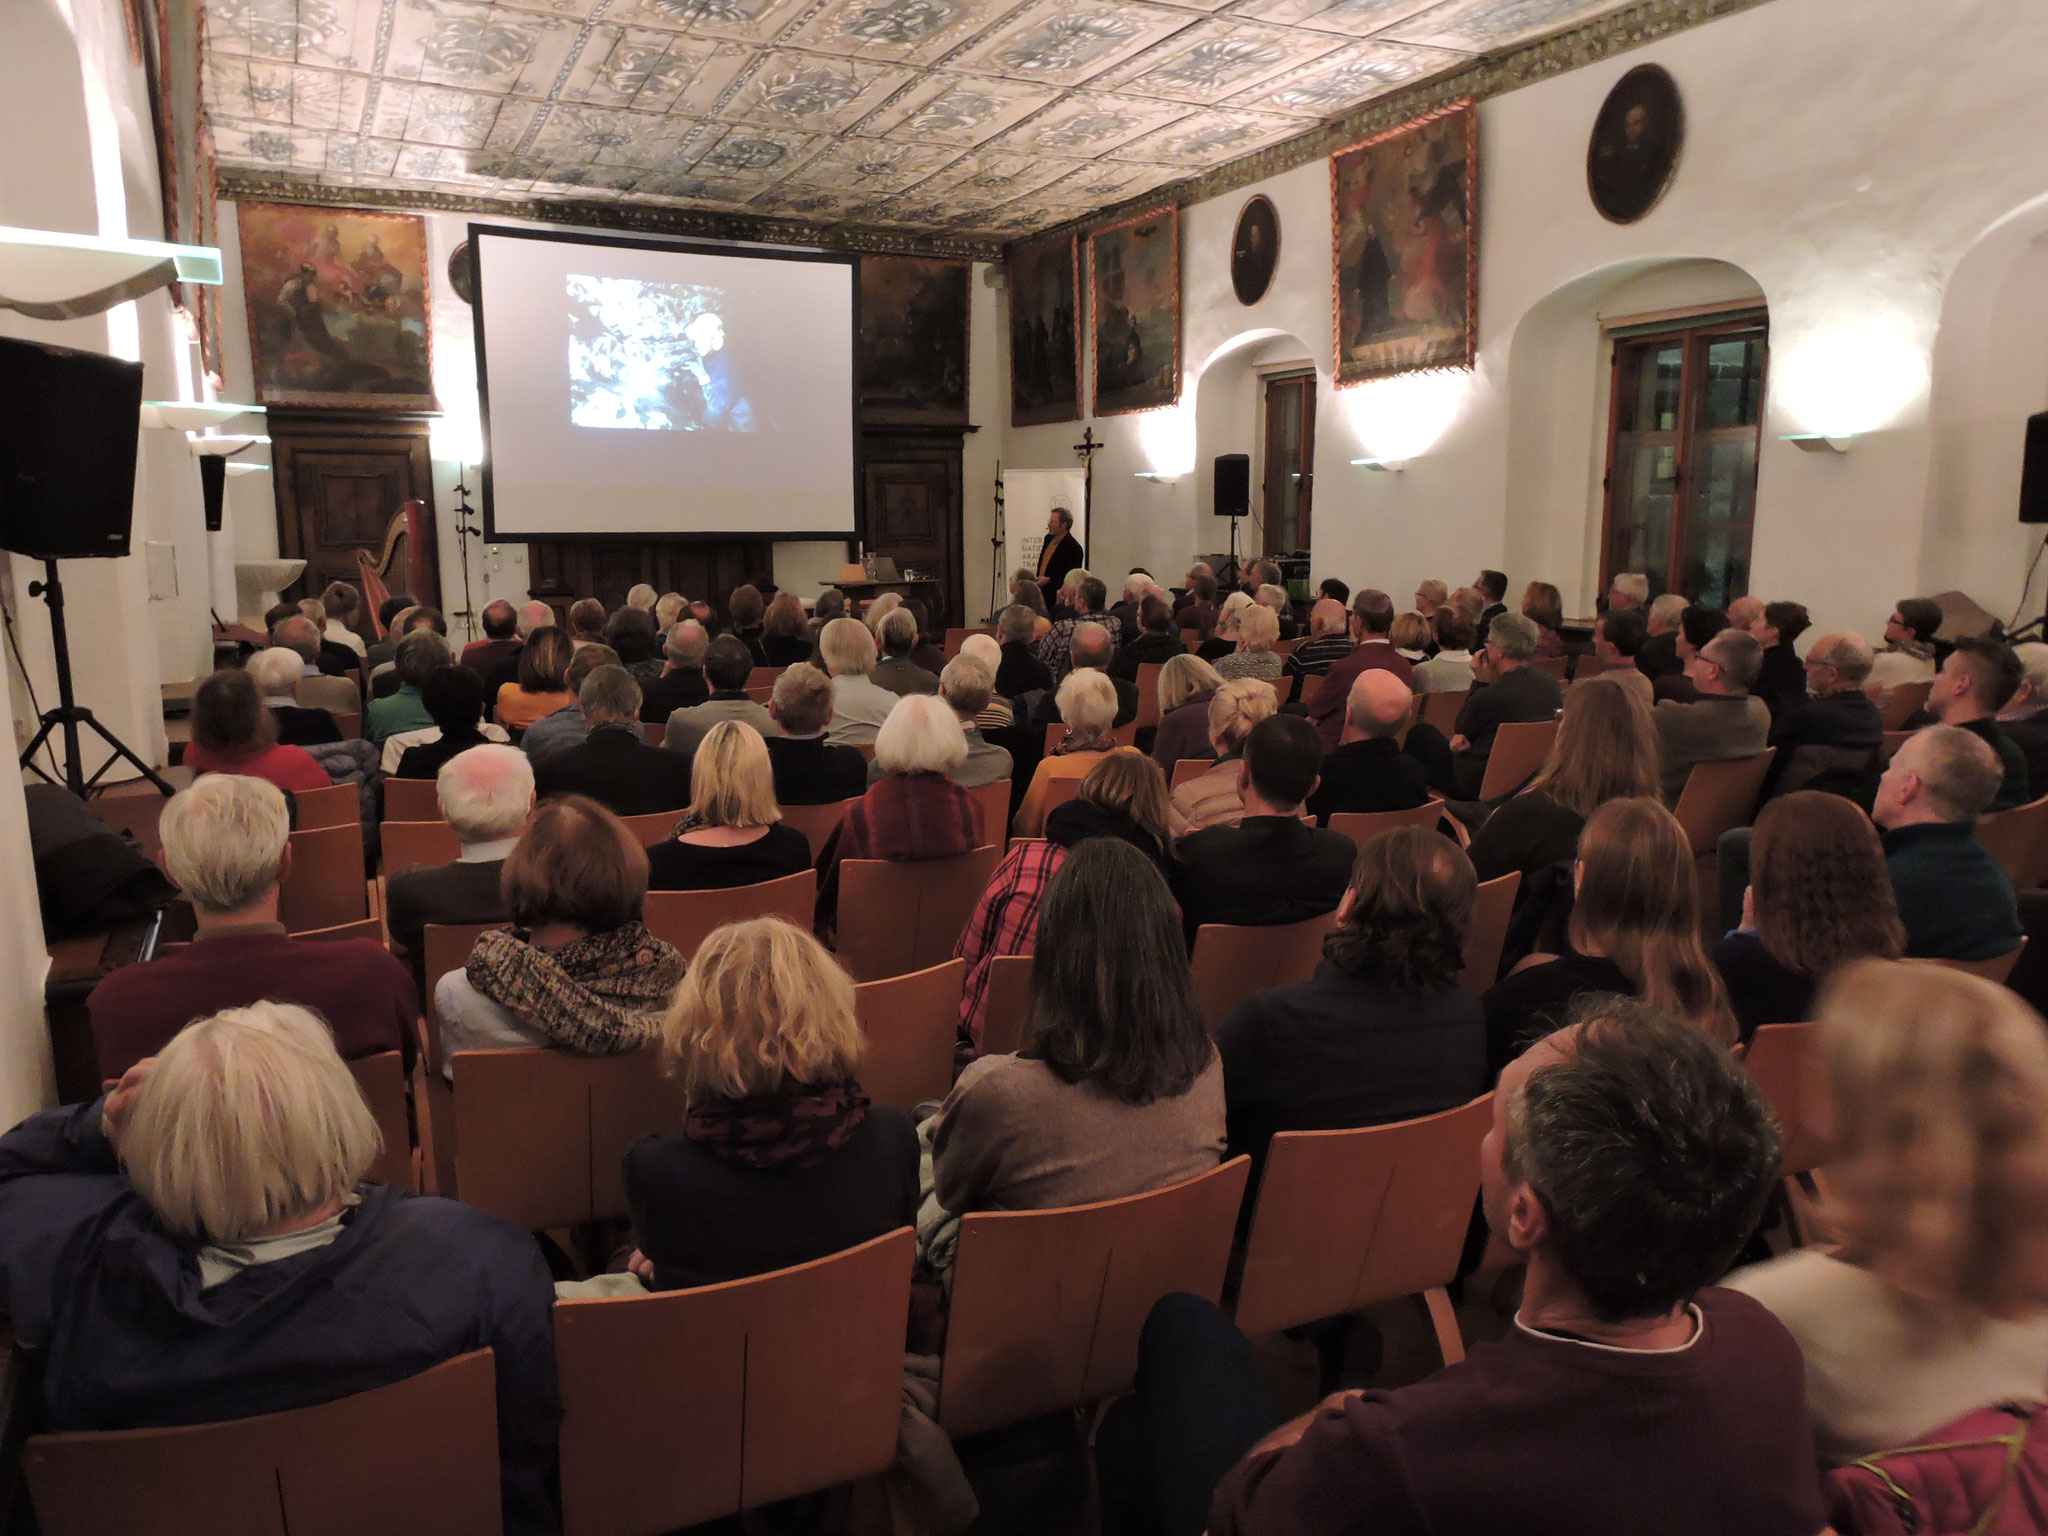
xmin=990 ymin=465 xmax=1007 ymax=621
xmin=451 ymin=466 xmax=482 ymax=645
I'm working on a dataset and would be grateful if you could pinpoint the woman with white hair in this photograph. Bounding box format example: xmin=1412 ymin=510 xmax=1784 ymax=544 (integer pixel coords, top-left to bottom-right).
xmin=646 ymin=721 xmax=810 ymax=891
xmin=1255 ymin=582 xmax=1299 ymax=640
xmin=0 ymin=1001 xmax=561 ymax=1534
xmin=817 ymin=615 xmax=897 ymax=746
xmin=1212 ymin=602 xmax=1284 ymax=682
xmin=245 ymin=645 xmax=342 ymax=746
xmin=958 ymin=632 xmax=1015 ymax=730
xmin=1014 ymin=669 xmax=1122 ymax=837
xmin=1168 ymin=677 xmax=1279 ymax=837
xmin=1198 ymin=590 xmax=1257 ymax=663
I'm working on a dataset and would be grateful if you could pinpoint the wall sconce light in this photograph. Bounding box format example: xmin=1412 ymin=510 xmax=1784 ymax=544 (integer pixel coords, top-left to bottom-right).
xmin=141 ymin=401 xmax=263 ymax=431
xmin=186 ymin=433 xmax=271 ymax=458
xmin=1134 ymin=471 xmax=1179 ymax=484
xmin=1350 ymin=457 xmax=1406 ymax=472
xmin=0 ymin=227 xmax=221 ymax=320
xmin=1780 ymin=434 xmax=1854 ymax=455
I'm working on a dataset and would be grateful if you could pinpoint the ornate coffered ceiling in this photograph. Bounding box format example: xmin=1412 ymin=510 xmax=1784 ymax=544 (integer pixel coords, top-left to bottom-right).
xmin=199 ymin=0 xmax=1748 ymax=250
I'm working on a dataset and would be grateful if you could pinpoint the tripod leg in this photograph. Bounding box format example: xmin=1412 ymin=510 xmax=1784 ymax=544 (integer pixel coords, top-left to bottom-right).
xmin=73 ymin=710 xmax=175 ymax=796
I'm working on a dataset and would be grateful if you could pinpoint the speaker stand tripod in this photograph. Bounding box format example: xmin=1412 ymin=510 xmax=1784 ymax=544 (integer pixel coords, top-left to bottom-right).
xmin=18 ymin=560 xmax=173 ymax=799
xmin=1216 ymin=515 xmax=1244 ymax=592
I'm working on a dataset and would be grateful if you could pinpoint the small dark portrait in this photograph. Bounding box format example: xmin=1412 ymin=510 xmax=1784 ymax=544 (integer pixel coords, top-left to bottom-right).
xmin=448 ymin=241 xmax=475 ymax=305
xmin=1231 ymin=195 xmax=1280 ymax=307
xmin=1587 ymin=64 xmax=1684 ymax=225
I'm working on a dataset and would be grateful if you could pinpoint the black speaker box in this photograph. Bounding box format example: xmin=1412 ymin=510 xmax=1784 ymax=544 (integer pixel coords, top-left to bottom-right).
xmin=199 ymin=453 xmax=226 ymax=533
xmin=2022 ymin=411 xmax=2048 ymax=524
xmin=0 ymin=335 xmax=143 ymax=560
xmin=1214 ymin=453 xmax=1250 ymax=519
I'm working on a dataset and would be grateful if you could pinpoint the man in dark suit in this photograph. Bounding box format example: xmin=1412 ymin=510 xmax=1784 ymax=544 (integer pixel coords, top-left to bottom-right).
xmin=1473 ymin=569 xmax=1509 ymax=644
xmin=765 ymin=662 xmax=869 ymax=805
xmin=247 ymin=646 xmax=340 ymax=746
xmin=1034 ymin=505 xmax=1084 ymax=603
xmin=1761 ymin=630 xmax=1884 ymax=800
xmin=386 ymin=742 xmax=532 ymax=966
xmin=460 ymin=599 xmax=524 ymax=684
xmin=870 ymin=607 xmax=940 ymax=697
xmin=1443 ymin=612 xmax=1563 ymax=799
xmin=533 ymin=665 xmax=695 ymax=816
xmin=639 ymin=620 xmax=711 ymax=724
xmin=1306 ymin=669 xmax=1431 ymax=823
xmin=1305 ymin=590 xmax=1413 ymax=750
xmin=1171 ymin=715 xmax=1357 ymax=947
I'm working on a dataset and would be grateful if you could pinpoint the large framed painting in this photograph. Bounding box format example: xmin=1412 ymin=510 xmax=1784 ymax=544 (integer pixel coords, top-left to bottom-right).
xmin=858 ymin=256 xmax=970 ymax=422
xmin=1331 ymin=101 xmax=1477 ymax=386
xmin=1008 ymin=233 xmax=1081 ymax=428
xmin=1090 ymin=205 xmax=1180 ymax=417
xmin=236 ymin=203 xmax=435 ymax=409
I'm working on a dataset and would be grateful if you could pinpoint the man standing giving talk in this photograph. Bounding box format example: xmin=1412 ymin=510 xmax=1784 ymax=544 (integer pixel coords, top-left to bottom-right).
xmin=1036 ymin=505 xmax=1085 ymax=603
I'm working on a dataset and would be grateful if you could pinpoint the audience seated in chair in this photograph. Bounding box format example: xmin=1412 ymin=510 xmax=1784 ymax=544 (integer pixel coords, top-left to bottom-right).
xmin=1758 ymin=630 xmax=1884 ymax=802
xmin=764 ymin=662 xmax=869 ymax=805
xmin=1585 ymin=607 xmax=1654 ymax=706
xmin=604 ymin=604 xmax=663 ymax=689
xmin=519 ymin=642 xmax=619 ymax=766
xmin=88 ymin=775 xmax=416 ymax=1078
xmin=1996 ymin=640 xmax=2048 ymax=804
xmin=1167 ymin=678 xmax=1278 ymax=839
xmin=1472 ymin=568 xmax=1509 ymax=642
xmin=1425 ymin=612 xmax=1562 ymax=801
xmin=493 ymin=626 xmax=576 ymax=736
xmin=954 ymin=749 xmax=1175 ymax=1047
xmin=459 ymin=597 xmax=523 ymax=683
xmin=1746 ymin=600 xmax=1812 ymax=725
xmin=481 ymin=601 xmax=556 ymax=702
xmin=1633 ymin=591 xmax=1689 ymax=683
xmin=1283 ymin=598 xmax=1356 ymax=682
xmin=760 ymin=590 xmax=812 ymax=667
xmin=1217 ymin=825 xmax=1486 ymax=1174
xmin=923 ymin=839 xmax=1224 ymax=1272
xmin=955 ymin=633 xmax=1017 ymax=732
xmin=640 ymin=619 xmax=711 ymax=725
xmin=621 ymin=918 xmax=918 ymax=1292
xmin=1171 ymin=714 xmax=1356 ymax=946
xmin=1199 ymin=590 xmax=1251 ymax=664
xmin=272 ymin=613 xmax=361 ymax=717
xmin=435 ymin=795 xmax=683 ymax=1070
xmin=1152 ymin=653 xmax=1226 ymax=773
xmin=662 ymin=634 xmax=782 ymax=756
xmin=1304 ymin=670 xmax=1431 ymax=824
xmin=566 ymin=598 xmax=607 ymax=651
xmin=994 ymin=602 xmax=1055 ymax=699
xmin=1927 ymin=635 xmax=2032 ymax=810
xmin=887 ymin=655 xmax=1011 ymax=790
xmin=1709 ymin=791 xmax=1903 ymax=1044
xmin=819 ymin=616 xmax=899 ymax=747
xmin=1111 ymin=593 xmax=1187 ymax=683
xmin=820 ymin=695 xmax=982 ymax=929
xmin=535 ymin=664 xmax=695 ymax=817
xmin=1035 ymin=574 xmax=1125 ymax=682
xmin=1409 ymin=610 xmax=1477 ymax=695
xmin=1026 ymin=621 xmax=1140 ymax=733
xmin=1017 ymin=669 xmax=1131 ymax=838
xmin=386 ymin=744 xmax=533 ymax=963
xmin=1481 ymin=796 xmax=1734 ymax=1081
xmin=1465 ymin=676 xmax=1659 ymax=883
xmin=246 ymin=645 xmax=341 ymax=747
xmin=1872 ymin=725 xmax=2025 ymax=960
xmin=1652 ymin=604 xmax=1731 ymax=704
xmin=182 ymin=667 xmax=329 ymax=794
xmin=1521 ymin=581 xmax=1567 ymax=660
xmin=870 ymin=606 xmax=940 ymax=698
xmin=646 ymin=721 xmax=810 ymax=893
xmin=1652 ymin=626 xmax=1771 ymax=802
xmin=319 ymin=578 xmax=368 ymax=659
xmin=1213 ymin=602 xmax=1285 ymax=683
xmin=1729 ymin=960 xmax=2048 ymax=1466
xmin=366 ymin=630 xmax=451 ymax=746
xmin=1866 ymin=594 xmax=1943 ymax=698
xmin=0 ymin=1000 xmax=561 ymax=1535
xmin=385 ymin=664 xmax=511 ymax=778
xmin=1102 ymin=1002 xmax=1821 ymax=1536
xmin=1389 ymin=610 xmax=1433 ymax=665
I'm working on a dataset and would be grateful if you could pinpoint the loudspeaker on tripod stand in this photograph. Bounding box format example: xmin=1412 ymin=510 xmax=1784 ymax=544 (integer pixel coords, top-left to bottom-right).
xmin=1214 ymin=453 xmax=1250 ymax=519
xmin=2021 ymin=411 xmax=2048 ymax=525
xmin=0 ymin=335 xmax=143 ymax=559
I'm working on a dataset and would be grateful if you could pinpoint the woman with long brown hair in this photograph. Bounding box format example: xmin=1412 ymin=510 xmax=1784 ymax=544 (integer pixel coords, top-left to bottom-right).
xmin=1465 ymin=677 xmax=1660 ymax=882
xmin=1481 ymin=796 xmax=1735 ymax=1079
xmin=1521 ymin=580 xmax=1566 ymax=658
xmin=494 ymin=625 xmax=575 ymax=733
xmin=1710 ymin=791 xmax=1904 ymax=1041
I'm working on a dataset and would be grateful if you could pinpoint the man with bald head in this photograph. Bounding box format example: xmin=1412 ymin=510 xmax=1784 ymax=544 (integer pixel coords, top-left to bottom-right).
xmin=640 ymin=619 xmax=711 ymax=724
xmin=1284 ymin=598 xmax=1355 ymax=681
xmin=1763 ymin=630 xmax=1883 ymax=795
xmin=1306 ymin=669 xmax=1430 ymax=821
xmin=461 ymin=598 xmax=523 ymax=683
xmin=479 ymin=600 xmax=561 ymax=700
xmin=1028 ymin=620 xmax=1138 ymax=730
xmin=1725 ymin=593 xmax=1765 ymax=635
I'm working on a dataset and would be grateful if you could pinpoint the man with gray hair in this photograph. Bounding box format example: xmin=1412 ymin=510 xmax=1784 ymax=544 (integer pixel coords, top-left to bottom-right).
xmin=1306 ymin=668 xmax=1431 ymax=821
xmin=765 ymin=662 xmax=867 ymax=804
xmin=386 ymin=744 xmax=532 ymax=963
xmin=1435 ymin=611 xmax=1562 ymax=799
xmin=1874 ymin=725 xmax=2023 ymax=960
xmin=536 ymin=662 xmax=694 ymax=815
xmin=663 ymin=634 xmax=781 ymax=756
xmin=1035 ymin=573 xmax=1123 ymax=683
xmin=1636 ymin=591 xmax=1690 ymax=683
xmin=1306 ymin=590 xmax=1414 ymax=750
xmin=1028 ymin=620 xmax=1138 ymax=730
xmin=640 ymin=619 xmax=711 ymax=724
xmin=272 ymin=614 xmax=361 ymax=717
xmin=366 ymin=630 xmax=450 ymax=745
xmin=820 ymin=615 xmax=901 ymax=746
xmin=86 ymin=775 xmax=417 ymax=1077
xmin=905 ymin=655 xmax=1014 ymax=790
xmin=520 ymin=642 xmax=620 ymax=765
xmin=246 ymin=646 xmax=341 ymax=746
xmin=1653 ymin=627 xmax=1771 ymax=802
xmin=1763 ymin=631 xmax=1883 ymax=795
xmin=1606 ymin=571 xmax=1650 ymax=611
xmin=1285 ymin=597 xmax=1355 ymax=680
xmin=871 ymin=606 xmax=940 ymax=697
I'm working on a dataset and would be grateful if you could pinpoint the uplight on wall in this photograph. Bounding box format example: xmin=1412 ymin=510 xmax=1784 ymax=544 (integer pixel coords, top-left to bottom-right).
xmin=1134 ymin=400 xmax=1196 ymax=481
xmin=1342 ymin=368 xmax=1473 ymax=469
xmin=1771 ymin=314 xmax=1930 ymax=442
xmin=1349 ymin=457 xmax=1406 ymax=472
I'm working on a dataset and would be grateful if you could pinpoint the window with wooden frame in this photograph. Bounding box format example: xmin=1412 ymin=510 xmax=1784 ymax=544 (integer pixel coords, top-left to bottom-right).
xmin=1600 ymin=310 xmax=1768 ymax=610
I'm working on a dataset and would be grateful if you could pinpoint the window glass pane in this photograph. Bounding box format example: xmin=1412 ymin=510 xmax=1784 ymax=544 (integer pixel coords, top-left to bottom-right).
xmin=1700 ymin=333 xmax=1766 ymax=431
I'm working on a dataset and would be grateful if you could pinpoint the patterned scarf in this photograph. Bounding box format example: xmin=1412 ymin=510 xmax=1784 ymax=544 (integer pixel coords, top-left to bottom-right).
xmin=682 ymin=1080 xmax=869 ymax=1169
xmin=465 ymin=921 xmax=683 ymax=1056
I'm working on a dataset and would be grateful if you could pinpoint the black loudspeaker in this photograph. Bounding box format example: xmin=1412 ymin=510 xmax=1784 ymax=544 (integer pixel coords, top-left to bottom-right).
xmin=0 ymin=335 xmax=144 ymax=560
xmin=198 ymin=453 xmax=226 ymax=532
xmin=1214 ymin=453 xmax=1250 ymax=519
xmin=2023 ymin=411 xmax=2048 ymax=524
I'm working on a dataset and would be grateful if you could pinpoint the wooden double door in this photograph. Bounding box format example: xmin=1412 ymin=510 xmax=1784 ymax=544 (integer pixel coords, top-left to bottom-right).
xmin=269 ymin=411 xmax=441 ymax=633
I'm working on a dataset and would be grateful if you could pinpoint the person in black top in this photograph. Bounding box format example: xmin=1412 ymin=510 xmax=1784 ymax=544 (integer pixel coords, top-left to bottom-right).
xmin=1438 ymin=613 xmax=1562 ymax=799
xmin=646 ymin=720 xmax=812 ymax=892
xmin=533 ymin=665 xmax=695 ymax=816
xmin=1172 ymin=715 xmax=1357 ymax=947
xmin=760 ymin=591 xmax=814 ymax=667
xmin=604 ymin=605 xmax=663 ymax=688
xmin=1928 ymin=636 xmax=2032 ymax=810
xmin=247 ymin=646 xmax=341 ymax=746
xmin=1746 ymin=600 xmax=1812 ymax=726
xmin=623 ymin=917 xmax=918 ymax=1291
xmin=725 ymin=583 xmax=769 ymax=667
xmin=1653 ymin=605 xmax=1731 ymax=704
xmin=1110 ymin=594 xmax=1186 ymax=683
xmin=1034 ymin=505 xmax=1085 ymax=603
xmin=1762 ymin=630 xmax=1885 ymax=800
xmin=385 ymin=742 xmax=531 ymax=965
xmin=1305 ymin=669 xmax=1430 ymax=823
xmin=639 ymin=620 xmax=712 ymax=725
xmin=1472 ymin=568 xmax=1508 ymax=644
xmin=1997 ymin=643 xmax=2048 ymax=801
xmin=763 ymin=663 xmax=868 ymax=806
xmin=392 ymin=664 xmax=497 ymax=779
xmin=995 ymin=604 xmax=1055 ymax=700
xmin=1217 ymin=825 xmax=1485 ymax=1174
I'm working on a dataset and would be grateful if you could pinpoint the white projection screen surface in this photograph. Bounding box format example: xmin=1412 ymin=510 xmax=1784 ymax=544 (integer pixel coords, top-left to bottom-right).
xmin=472 ymin=225 xmax=857 ymax=539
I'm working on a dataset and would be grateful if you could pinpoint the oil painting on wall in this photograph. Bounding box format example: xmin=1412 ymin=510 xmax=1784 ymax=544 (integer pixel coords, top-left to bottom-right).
xmin=859 ymin=256 xmax=970 ymax=422
xmin=1009 ymin=233 xmax=1081 ymax=427
xmin=1090 ymin=205 xmax=1180 ymax=416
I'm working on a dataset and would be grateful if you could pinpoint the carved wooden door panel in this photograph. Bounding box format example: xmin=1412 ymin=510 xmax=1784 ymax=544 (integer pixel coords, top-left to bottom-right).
xmin=268 ymin=412 xmax=439 ymax=634
xmin=862 ymin=426 xmax=965 ymax=624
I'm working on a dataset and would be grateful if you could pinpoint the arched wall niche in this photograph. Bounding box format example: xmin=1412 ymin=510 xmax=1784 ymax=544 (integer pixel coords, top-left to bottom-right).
xmin=1191 ymin=326 xmax=1321 ymax=551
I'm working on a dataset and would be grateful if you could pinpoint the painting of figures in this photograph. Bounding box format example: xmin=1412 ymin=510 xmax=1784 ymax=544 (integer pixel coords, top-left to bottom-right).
xmin=859 ymin=256 xmax=970 ymax=421
xmin=236 ymin=203 xmax=434 ymax=408
xmin=1090 ymin=205 xmax=1180 ymax=416
xmin=1009 ymin=233 xmax=1081 ymax=427
xmin=1331 ymin=101 xmax=1477 ymax=385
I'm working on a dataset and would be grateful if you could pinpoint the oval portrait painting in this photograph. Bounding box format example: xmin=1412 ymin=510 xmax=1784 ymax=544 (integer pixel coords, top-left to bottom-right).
xmin=1587 ymin=64 xmax=1684 ymax=224
xmin=448 ymin=240 xmax=475 ymax=304
xmin=1231 ymin=195 xmax=1280 ymax=307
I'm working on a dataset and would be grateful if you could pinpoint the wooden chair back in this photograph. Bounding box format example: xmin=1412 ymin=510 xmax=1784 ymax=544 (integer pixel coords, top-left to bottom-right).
xmin=1878 ymin=679 xmax=1932 ymax=730
xmin=451 ymin=1047 xmax=676 ymax=1230
xmin=617 ymin=809 xmax=684 ymax=845
xmin=349 ymin=1050 xmax=415 ymax=1190
xmin=778 ymin=797 xmax=857 ymax=861
xmin=938 ymin=1158 xmax=1251 ymax=1439
xmin=1171 ymin=756 xmax=1214 ymax=790
xmin=1530 ymin=655 xmax=1570 ymax=681
xmin=979 ymin=953 xmax=1035 ymax=1057
xmin=298 ymin=917 xmax=385 ymax=943
xmin=380 ymin=819 xmax=461 ymax=872
xmin=292 ymin=781 xmax=360 ymax=831
xmin=1976 ymin=793 xmax=2048 ymax=888
xmin=1134 ymin=662 xmax=1165 ymax=729
xmin=554 ymin=1230 xmax=914 ymax=1536
xmin=1903 ymin=942 xmax=2028 ymax=984
xmin=1420 ymin=688 xmax=1468 ymax=736
xmin=744 ymin=686 xmax=773 ymax=705
xmin=23 ymin=1351 xmax=501 ymax=1536
xmin=1477 ymin=719 xmax=1558 ymax=801
xmin=1744 ymin=1020 xmax=1828 ymax=1176
xmin=745 ymin=666 xmax=786 ymax=693
xmin=1190 ymin=910 xmax=1341 ymax=1032
xmin=852 ymin=958 xmax=965 ymax=1107
xmin=1233 ymin=1095 xmax=1493 ymax=1365
xmin=1045 ymin=720 xmax=1140 ymax=753
xmin=943 ymin=628 xmax=994 ymax=660
xmin=642 ymin=721 xmax=665 ymax=746
xmin=1326 ymin=801 xmax=1449 ymax=852
xmin=966 ymin=779 xmax=1011 ymax=847
xmin=382 ymin=776 xmax=441 ymax=821
xmin=1459 ymin=871 xmax=1522 ymax=992
xmin=1038 ymin=774 xmax=1087 ymax=825
xmin=836 ymin=846 xmax=1004 ymax=982
xmin=642 ymin=870 xmax=818 ymax=963
xmin=1880 ymin=729 xmax=1913 ymax=763
xmin=278 ymin=823 xmax=369 ymax=933
xmin=1264 ymin=673 xmax=1296 ymax=707
xmin=1671 ymin=749 xmax=1777 ymax=855
xmin=333 ymin=711 xmax=362 ymax=742
xmin=416 ymin=921 xmax=509 ymax=1196
xmin=87 ymin=788 xmax=168 ymax=860
xmin=855 ymin=741 xmax=878 ymax=762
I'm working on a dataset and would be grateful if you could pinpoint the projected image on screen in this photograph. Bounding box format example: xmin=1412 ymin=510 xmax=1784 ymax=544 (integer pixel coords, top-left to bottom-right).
xmin=565 ymin=275 xmax=754 ymax=433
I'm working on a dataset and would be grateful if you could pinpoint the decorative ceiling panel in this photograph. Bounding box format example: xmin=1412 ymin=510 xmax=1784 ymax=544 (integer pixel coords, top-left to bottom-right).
xmin=200 ymin=0 xmax=1701 ymax=243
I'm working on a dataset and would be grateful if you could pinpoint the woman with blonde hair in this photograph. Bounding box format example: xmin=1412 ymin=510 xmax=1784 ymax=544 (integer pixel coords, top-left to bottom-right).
xmin=646 ymin=720 xmax=810 ymax=891
xmin=1014 ymin=669 xmax=1122 ymax=837
xmin=1521 ymin=580 xmax=1567 ymax=659
xmin=1729 ymin=961 xmax=2048 ymax=1464
xmin=1465 ymin=676 xmax=1659 ymax=882
xmin=1481 ymin=795 xmax=1735 ymax=1079
xmin=1198 ymin=590 xmax=1256 ymax=662
xmin=1389 ymin=610 xmax=1432 ymax=663
xmin=863 ymin=590 xmax=904 ymax=640
xmin=621 ymin=919 xmax=918 ymax=1290
xmin=1212 ymin=602 xmax=1284 ymax=683
xmin=1151 ymin=653 xmax=1226 ymax=772
xmin=1168 ymin=677 xmax=1278 ymax=838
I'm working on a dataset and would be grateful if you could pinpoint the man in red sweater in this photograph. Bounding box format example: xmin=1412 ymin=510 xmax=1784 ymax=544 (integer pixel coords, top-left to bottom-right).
xmin=1304 ymin=590 xmax=1414 ymax=749
xmin=1096 ymin=1002 xmax=1827 ymax=1536
xmin=89 ymin=775 xmax=417 ymax=1078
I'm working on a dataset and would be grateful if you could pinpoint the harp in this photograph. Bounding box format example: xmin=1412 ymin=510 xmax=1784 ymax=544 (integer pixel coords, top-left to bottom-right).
xmin=355 ymin=500 xmax=431 ymax=639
